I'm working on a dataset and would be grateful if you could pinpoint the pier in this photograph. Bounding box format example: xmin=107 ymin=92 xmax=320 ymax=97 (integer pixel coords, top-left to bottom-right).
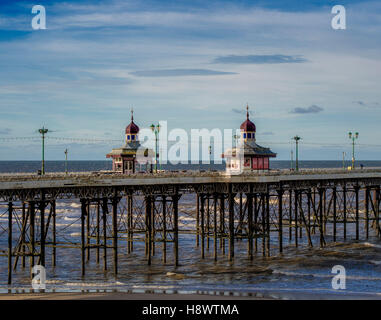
xmin=0 ymin=168 xmax=381 ymax=284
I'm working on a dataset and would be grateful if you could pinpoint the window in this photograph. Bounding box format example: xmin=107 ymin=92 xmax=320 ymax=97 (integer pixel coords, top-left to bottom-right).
xmin=131 ymin=135 xmax=135 ymax=140
xmin=127 ymin=135 xmax=130 ymax=140
xmin=247 ymin=133 xmax=251 ymax=139
xmin=243 ymin=133 xmax=247 ymax=139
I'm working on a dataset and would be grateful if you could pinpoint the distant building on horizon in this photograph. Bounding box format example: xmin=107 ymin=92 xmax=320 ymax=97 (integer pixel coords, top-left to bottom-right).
xmin=106 ymin=110 xmax=153 ymax=174
xmin=222 ymin=105 xmax=276 ymax=173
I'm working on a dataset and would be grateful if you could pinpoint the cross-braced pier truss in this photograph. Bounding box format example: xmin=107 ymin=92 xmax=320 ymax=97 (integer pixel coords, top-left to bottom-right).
xmin=0 ymin=169 xmax=380 ymax=284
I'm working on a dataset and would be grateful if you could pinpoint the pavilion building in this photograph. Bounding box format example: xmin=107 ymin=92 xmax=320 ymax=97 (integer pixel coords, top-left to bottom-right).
xmin=222 ymin=105 xmax=276 ymax=173
xmin=106 ymin=110 xmax=153 ymax=174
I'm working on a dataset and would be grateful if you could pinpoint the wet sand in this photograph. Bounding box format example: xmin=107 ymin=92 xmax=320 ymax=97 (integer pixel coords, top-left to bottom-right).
xmin=0 ymin=290 xmax=381 ymax=300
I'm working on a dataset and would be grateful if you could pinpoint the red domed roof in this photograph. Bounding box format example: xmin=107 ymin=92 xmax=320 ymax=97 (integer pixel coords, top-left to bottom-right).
xmin=125 ymin=121 xmax=139 ymax=134
xmin=240 ymin=105 xmax=256 ymax=132
xmin=125 ymin=109 xmax=139 ymax=134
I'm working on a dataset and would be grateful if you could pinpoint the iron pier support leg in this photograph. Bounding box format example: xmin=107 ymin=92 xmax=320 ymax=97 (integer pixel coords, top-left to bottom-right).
xmin=239 ymin=193 xmax=243 ymax=239
xmin=128 ymin=195 xmax=133 ymax=253
xmin=8 ymin=201 xmax=13 ymax=285
xmin=319 ymin=188 xmax=324 ymax=248
xmin=307 ymin=189 xmax=311 ymax=240
xmin=333 ymin=187 xmax=337 ymax=242
xmin=299 ymin=192 xmax=303 ymax=239
xmin=220 ymin=194 xmax=225 ymax=255
xmin=151 ymin=197 xmax=155 ymax=256
xmin=52 ymin=200 xmax=56 ymax=267
xmin=207 ymin=196 xmax=210 ymax=250
xmin=261 ymin=193 xmax=266 ymax=257
xmin=162 ymin=196 xmax=167 ymax=264
xmin=22 ymin=202 xmax=26 ymax=268
xmin=112 ymin=196 xmax=118 ymax=276
xmin=254 ymin=194 xmax=258 ymax=253
xmin=213 ymin=194 xmax=218 ymax=261
xmin=277 ymin=188 xmax=283 ymax=254
xmin=96 ymin=200 xmax=100 ymax=262
xmin=294 ymin=190 xmax=298 ymax=248
xmin=86 ymin=201 xmax=90 ymax=262
xmin=145 ymin=195 xmax=152 ymax=265
xmin=355 ymin=186 xmax=360 ymax=240
xmin=365 ymin=187 xmax=369 ymax=239
xmin=247 ymin=190 xmax=253 ymax=260
xmin=266 ymin=192 xmax=270 ymax=257
xmin=29 ymin=201 xmax=35 ymax=278
xmin=173 ymin=193 xmax=179 ymax=267
xmin=102 ymin=198 xmax=108 ymax=271
xmin=343 ymin=185 xmax=347 ymax=240
xmin=289 ymin=190 xmax=292 ymax=242
xmin=80 ymin=199 xmax=87 ymax=276
xmin=200 ymin=194 xmax=205 ymax=259
xmin=377 ymin=187 xmax=380 ymax=238
xmin=196 ymin=194 xmax=200 ymax=248
xmin=40 ymin=193 xmax=45 ymax=267
xmin=228 ymin=186 xmax=235 ymax=261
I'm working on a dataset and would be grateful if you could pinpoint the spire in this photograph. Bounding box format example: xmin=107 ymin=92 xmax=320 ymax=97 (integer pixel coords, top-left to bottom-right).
xmin=131 ymin=108 xmax=134 ymax=122
xmin=246 ymin=103 xmax=249 ymax=119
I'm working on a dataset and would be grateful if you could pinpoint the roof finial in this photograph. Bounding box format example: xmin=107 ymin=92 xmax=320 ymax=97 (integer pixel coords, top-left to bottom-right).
xmin=131 ymin=107 xmax=134 ymax=122
xmin=246 ymin=103 xmax=249 ymax=119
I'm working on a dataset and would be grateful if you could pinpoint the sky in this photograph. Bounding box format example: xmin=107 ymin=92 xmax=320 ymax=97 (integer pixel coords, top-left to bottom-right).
xmin=0 ymin=0 xmax=380 ymax=161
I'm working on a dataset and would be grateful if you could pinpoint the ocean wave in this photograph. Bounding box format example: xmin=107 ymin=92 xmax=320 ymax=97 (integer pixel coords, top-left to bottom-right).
xmin=364 ymin=242 xmax=381 ymax=249
xmin=70 ymin=232 xmax=81 ymax=237
xmin=272 ymin=269 xmax=381 ymax=281
xmin=65 ymin=281 xmax=125 ymax=287
xmin=64 ymin=216 xmax=78 ymax=221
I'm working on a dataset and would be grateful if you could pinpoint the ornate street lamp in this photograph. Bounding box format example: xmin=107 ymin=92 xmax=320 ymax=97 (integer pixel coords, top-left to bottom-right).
xmin=293 ymin=135 xmax=301 ymax=172
xmin=38 ymin=127 xmax=49 ymax=175
xmin=348 ymin=131 xmax=359 ymax=169
xmin=151 ymin=123 xmax=160 ymax=173
xmin=64 ymin=149 xmax=68 ymax=174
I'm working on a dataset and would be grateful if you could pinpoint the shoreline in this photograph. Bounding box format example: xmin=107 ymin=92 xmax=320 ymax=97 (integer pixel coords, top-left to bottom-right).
xmin=1 ymin=289 xmax=381 ymax=300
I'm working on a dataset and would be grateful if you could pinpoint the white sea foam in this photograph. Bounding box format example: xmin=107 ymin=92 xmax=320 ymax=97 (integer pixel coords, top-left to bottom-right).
xmin=65 ymin=281 xmax=124 ymax=287
xmin=64 ymin=216 xmax=78 ymax=221
xmin=273 ymin=269 xmax=381 ymax=281
xmin=179 ymin=216 xmax=195 ymax=221
xmin=70 ymin=203 xmax=81 ymax=208
xmin=70 ymin=232 xmax=81 ymax=237
xmin=364 ymin=242 xmax=381 ymax=249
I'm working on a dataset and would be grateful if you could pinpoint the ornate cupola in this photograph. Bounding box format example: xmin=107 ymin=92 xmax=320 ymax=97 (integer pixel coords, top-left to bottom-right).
xmin=125 ymin=109 xmax=140 ymax=143
xmin=240 ymin=104 xmax=256 ymax=142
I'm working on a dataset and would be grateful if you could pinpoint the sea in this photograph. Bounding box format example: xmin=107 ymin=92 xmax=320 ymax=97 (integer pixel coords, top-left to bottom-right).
xmin=1 ymin=160 xmax=381 ymax=299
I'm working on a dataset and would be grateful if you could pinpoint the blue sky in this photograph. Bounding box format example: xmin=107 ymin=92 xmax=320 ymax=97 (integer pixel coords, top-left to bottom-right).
xmin=0 ymin=0 xmax=380 ymax=161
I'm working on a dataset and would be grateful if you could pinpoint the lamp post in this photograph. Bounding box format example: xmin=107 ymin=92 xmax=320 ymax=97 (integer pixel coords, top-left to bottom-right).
xmin=208 ymin=145 xmax=212 ymax=171
xmin=293 ymin=135 xmax=301 ymax=172
xmin=38 ymin=127 xmax=49 ymax=175
xmin=64 ymin=149 xmax=68 ymax=174
xmin=290 ymin=150 xmax=294 ymax=171
xmin=342 ymin=151 xmax=346 ymax=171
xmin=233 ymin=134 xmax=239 ymax=148
xmin=150 ymin=123 xmax=160 ymax=173
xmin=348 ymin=131 xmax=359 ymax=169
